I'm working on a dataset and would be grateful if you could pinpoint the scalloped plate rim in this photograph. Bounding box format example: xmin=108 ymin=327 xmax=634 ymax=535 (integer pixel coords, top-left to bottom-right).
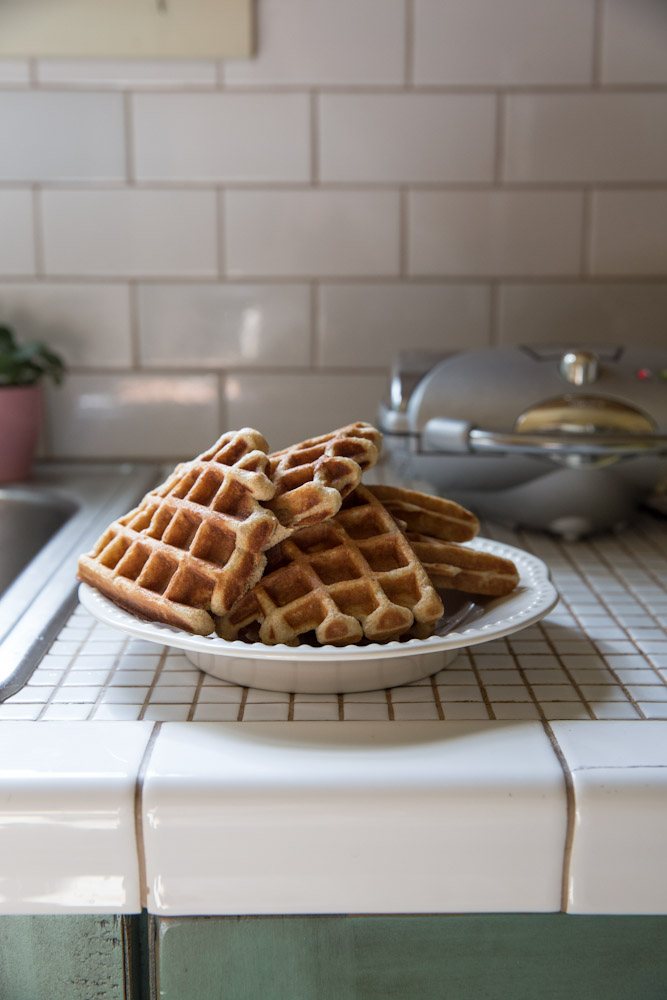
xmin=77 ymin=538 xmax=558 ymax=663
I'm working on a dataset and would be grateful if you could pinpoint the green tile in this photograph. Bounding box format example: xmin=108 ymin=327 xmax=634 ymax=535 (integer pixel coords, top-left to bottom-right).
xmin=155 ymin=913 xmax=667 ymax=1000
xmin=0 ymin=914 xmax=129 ymax=1000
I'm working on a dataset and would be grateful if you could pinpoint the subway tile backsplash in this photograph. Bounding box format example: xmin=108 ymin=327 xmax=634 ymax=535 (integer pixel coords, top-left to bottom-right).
xmin=0 ymin=0 xmax=666 ymax=461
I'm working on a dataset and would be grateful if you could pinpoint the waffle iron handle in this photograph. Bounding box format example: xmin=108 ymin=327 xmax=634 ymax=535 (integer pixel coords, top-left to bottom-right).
xmin=422 ymin=418 xmax=667 ymax=457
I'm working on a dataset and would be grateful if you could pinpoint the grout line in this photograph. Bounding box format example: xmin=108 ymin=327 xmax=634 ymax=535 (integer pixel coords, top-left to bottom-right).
xmin=309 ymin=283 xmax=320 ymax=366
xmin=31 ymin=186 xmax=44 ymax=277
xmin=404 ymin=0 xmax=415 ymax=87
xmin=581 ymin=188 xmax=594 ymax=275
xmin=138 ymin=647 xmax=170 ymax=720
xmin=310 ymin=90 xmax=319 ymax=184
xmin=123 ymin=91 xmax=135 ymax=184
xmin=187 ymin=671 xmax=206 ymax=722
xmin=399 ymin=187 xmax=409 ymax=278
xmin=134 ymin=721 xmax=162 ymax=909
xmin=216 ymin=187 xmax=226 ymax=278
xmin=430 ymin=673 xmax=445 ymax=720
xmin=543 ymin=721 xmax=577 ymax=913
xmin=467 ymin=651 xmax=496 ymax=720
xmin=494 ymin=92 xmax=505 ymax=183
xmin=128 ymin=281 xmax=141 ymax=368
xmin=592 ymin=0 xmax=605 ymax=87
xmin=488 ymin=281 xmax=500 ymax=346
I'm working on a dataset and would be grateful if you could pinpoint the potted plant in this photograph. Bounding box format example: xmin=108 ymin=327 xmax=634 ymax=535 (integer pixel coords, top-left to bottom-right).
xmin=0 ymin=323 xmax=66 ymax=483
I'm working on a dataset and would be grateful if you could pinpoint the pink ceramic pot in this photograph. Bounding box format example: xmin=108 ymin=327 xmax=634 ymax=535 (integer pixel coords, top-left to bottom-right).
xmin=0 ymin=383 xmax=43 ymax=483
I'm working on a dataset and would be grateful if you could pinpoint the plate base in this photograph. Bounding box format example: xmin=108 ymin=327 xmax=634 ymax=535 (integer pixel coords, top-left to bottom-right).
xmin=186 ymin=648 xmax=461 ymax=694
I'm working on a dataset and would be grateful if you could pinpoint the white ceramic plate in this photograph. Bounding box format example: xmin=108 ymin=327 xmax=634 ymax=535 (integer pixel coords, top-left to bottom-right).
xmin=78 ymin=538 xmax=558 ymax=694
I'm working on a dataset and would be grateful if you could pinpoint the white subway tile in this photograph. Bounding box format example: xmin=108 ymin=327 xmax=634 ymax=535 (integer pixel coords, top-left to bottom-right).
xmin=0 ymin=190 xmax=35 ymax=275
xmin=413 ymin=0 xmax=596 ymax=85
xmin=225 ymin=190 xmax=400 ymax=278
xmin=498 ymin=283 xmax=667 ymax=349
xmin=319 ymin=94 xmax=495 ymax=184
xmin=41 ymin=189 xmax=218 ymax=277
xmin=0 ymin=92 xmax=124 ymax=182
xmin=408 ymin=191 xmax=583 ymax=277
xmin=138 ymin=282 xmax=310 ymax=367
xmin=0 ymin=282 xmax=132 ymax=366
xmin=601 ymin=0 xmax=667 ymax=84
xmin=0 ymin=60 xmax=30 ymax=84
xmin=591 ymin=191 xmax=667 ymax=276
xmin=505 ymin=93 xmax=667 ymax=183
xmin=223 ymin=0 xmax=404 ymax=86
xmin=223 ymin=372 xmax=388 ymax=450
xmin=45 ymin=373 xmax=220 ymax=459
xmin=36 ymin=59 xmax=217 ymax=88
xmin=318 ymin=282 xmax=491 ymax=367
xmin=133 ymin=93 xmax=309 ymax=183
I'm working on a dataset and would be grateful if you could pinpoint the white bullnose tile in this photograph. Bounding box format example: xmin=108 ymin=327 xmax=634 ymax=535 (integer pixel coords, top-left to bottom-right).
xmin=45 ymin=373 xmax=220 ymax=459
xmin=591 ymin=191 xmax=667 ymax=275
xmin=318 ymin=282 xmax=491 ymax=367
xmin=408 ymin=191 xmax=583 ymax=277
xmin=504 ymin=93 xmax=667 ymax=183
xmin=133 ymin=93 xmax=310 ymax=183
xmin=0 ymin=91 xmax=124 ymax=182
xmin=141 ymin=722 xmax=567 ymax=915
xmin=0 ymin=721 xmax=154 ymax=914
xmin=601 ymin=0 xmax=667 ymax=84
xmin=319 ymin=94 xmax=495 ymax=184
xmin=225 ymin=190 xmax=400 ymax=278
xmin=0 ymin=190 xmax=35 ymax=275
xmin=41 ymin=189 xmax=218 ymax=277
xmin=413 ymin=0 xmax=595 ymax=85
xmin=497 ymin=283 xmax=667 ymax=349
xmin=551 ymin=721 xmax=667 ymax=914
xmin=138 ymin=282 xmax=310 ymax=368
xmin=223 ymin=0 xmax=404 ymax=86
xmin=0 ymin=60 xmax=30 ymax=84
xmin=36 ymin=58 xmax=217 ymax=88
xmin=223 ymin=372 xmax=388 ymax=450
xmin=0 ymin=282 xmax=132 ymax=366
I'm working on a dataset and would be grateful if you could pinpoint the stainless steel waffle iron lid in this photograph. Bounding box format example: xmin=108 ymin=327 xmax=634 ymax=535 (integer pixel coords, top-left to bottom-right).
xmin=379 ymin=345 xmax=667 ymax=465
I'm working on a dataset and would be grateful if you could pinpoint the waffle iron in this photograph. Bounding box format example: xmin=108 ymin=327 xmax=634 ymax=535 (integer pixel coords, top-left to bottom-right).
xmin=378 ymin=345 xmax=667 ymax=539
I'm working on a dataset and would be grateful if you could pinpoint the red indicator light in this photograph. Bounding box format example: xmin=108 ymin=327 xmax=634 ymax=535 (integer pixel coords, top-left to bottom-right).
xmin=637 ymin=368 xmax=652 ymax=380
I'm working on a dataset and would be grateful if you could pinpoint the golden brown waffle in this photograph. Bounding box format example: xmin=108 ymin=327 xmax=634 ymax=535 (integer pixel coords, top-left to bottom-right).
xmin=368 ymin=484 xmax=479 ymax=543
xmin=265 ymin=422 xmax=382 ymax=533
xmin=407 ymin=532 xmax=520 ymax=597
xmin=217 ymin=484 xmax=444 ymax=646
xmin=77 ymin=429 xmax=281 ymax=635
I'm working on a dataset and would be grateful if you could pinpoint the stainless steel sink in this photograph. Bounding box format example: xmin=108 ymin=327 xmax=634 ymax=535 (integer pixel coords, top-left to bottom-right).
xmin=0 ymin=487 xmax=79 ymax=599
xmin=0 ymin=463 xmax=161 ymax=701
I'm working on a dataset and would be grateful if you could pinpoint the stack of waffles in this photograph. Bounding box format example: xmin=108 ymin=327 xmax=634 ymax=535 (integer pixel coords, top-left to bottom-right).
xmin=78 ymin=422 xmax=519 ymax=646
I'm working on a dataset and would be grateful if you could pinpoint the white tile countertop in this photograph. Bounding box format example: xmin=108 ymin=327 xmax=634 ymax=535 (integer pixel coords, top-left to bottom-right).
xmin=1 ymin=513 xmax=666 ymax=916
